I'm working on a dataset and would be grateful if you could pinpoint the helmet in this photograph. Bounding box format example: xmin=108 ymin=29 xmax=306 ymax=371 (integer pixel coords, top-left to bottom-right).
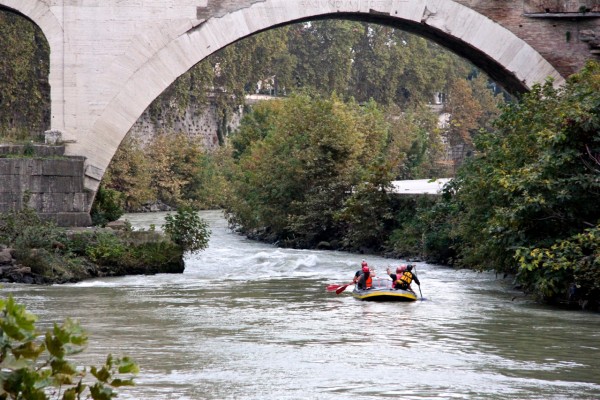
xmin=406 ymin=265 xmax=413 ymax=272
xmin=396 ymin=264 xmax=406 ymax=274
xmin=362 ymin=266 xmax=370 ymax=273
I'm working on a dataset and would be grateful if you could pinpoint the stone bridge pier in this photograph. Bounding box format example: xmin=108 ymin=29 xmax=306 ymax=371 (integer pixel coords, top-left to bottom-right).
xmin=0 ymin=0 xmax=598 ymax=225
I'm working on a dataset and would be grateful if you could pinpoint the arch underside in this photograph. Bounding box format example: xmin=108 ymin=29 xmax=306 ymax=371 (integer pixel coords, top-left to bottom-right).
xmin=1 ymin=0 xmax=564 ymax=195
xmin=87 ymin=4 xmax=562 ymax=190
xmin=322 ymin=13 xmax=533 ymax=94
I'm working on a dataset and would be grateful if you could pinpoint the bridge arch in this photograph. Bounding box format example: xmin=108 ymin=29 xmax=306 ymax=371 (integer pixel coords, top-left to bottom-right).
xmin=77 ymin=0 xmax=564 ymax=193
xmin=0 ymin=0 xmax=566 ymax=196
xmin=0 ymin=1 xmax=64 ymax=129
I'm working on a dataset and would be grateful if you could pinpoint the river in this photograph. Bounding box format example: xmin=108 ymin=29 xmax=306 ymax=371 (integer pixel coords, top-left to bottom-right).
xmin=3 ymin=210 xmax=600 ymax=399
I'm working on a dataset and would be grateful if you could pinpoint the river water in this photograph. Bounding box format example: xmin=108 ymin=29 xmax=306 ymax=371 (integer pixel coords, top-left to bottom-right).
xmin=3 ymin=210 xmax=600 ymax=399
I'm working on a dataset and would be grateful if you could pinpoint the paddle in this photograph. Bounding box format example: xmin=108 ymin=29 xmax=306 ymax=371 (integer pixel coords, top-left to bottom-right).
xmin=335 ymin=283 xmax=353 ymax=294
xmin=414 ymin=265 xmax=425 ymax=301
xmin=326 ymin=284 xmax=341 ymax=292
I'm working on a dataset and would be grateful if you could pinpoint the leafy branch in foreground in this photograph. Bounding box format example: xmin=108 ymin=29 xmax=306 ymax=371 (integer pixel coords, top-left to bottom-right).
xmin=0 ymin=296 xmax=138 ymax=400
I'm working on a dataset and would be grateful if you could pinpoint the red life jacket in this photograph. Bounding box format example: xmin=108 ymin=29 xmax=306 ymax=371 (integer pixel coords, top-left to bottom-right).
xmin=359 ymin=273 xmax=372 ymax=289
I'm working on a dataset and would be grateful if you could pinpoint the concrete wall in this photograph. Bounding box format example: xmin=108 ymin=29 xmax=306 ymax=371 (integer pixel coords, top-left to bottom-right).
xmin=0 ymin=144 xmax=91 ymax=226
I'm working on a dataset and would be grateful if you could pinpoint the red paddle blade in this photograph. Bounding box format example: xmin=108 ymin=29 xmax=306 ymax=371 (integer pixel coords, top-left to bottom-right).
xmin=326 ymin=284 xmax=340 ymax=291
xmin=335 ymin=284 xmax=350 ymax=294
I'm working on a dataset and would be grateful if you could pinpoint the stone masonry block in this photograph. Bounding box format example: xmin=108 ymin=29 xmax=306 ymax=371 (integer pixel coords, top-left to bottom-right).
xmin=0 ymin=193 xmax=23 ymax=206
xmin=0 ymin=176 xmax=23 ymax=193
xmin=39 ymin=212 xmax=92 ymax=227
xmin=0 ymin=144 xmax=64 ymax=157
xmin=28 ymin=176 xmax=84 ymax=194
xmin=37 ymin=192 xmax=88 ymax=213
xmin=42 ymin=159 xmax=85 ymax=177
xmin=0 ymin=159 xmax=42 ymax=176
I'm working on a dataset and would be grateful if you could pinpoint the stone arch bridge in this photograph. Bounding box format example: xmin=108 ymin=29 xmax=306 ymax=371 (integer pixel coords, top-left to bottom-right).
xmin=1 ymin=0 xmax=599 ymax=224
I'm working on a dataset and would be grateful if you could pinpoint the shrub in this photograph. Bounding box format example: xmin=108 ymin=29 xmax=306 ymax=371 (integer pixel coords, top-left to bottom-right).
xmin=91 ymin=187 xmax=125 ymax=227
xmin=13 ymin=224 xmax=66 ymax=252
xmin=85 ymin=233 xmax=126 ymax=265
xmin=121 ymin=241 xmax=184 ymax=274
xmin=163 ymin=207 xmax=210 ymax=254
xmin=0 ymin=207 xmax=43 ymax=246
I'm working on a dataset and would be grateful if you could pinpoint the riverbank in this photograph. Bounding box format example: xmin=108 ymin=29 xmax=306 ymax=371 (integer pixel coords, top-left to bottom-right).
xmin=0 ymin=219 xmax=184 ymax=285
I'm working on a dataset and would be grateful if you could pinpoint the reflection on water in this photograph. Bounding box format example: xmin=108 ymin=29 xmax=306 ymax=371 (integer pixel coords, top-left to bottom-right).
xmin=2 ymin=210 xmax=600 ymax=399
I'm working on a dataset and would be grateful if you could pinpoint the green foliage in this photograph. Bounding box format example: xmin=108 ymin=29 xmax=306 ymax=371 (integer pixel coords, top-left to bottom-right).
xmin=225 ymin=93 xmax=408 ymax=251
xmin=90 ymin=187 xmax=124 ymax=227
xmin=67 ymin=230 xmax=184 ymax=275
xmin=163 ymin=207 xmax=211 ymax=254
xmin=0 ymin=207 xmax=44 ymax=246
xmin=120 ymin=241 xmax=184 ymax=274
xmin=226 ymin=94 xmax=358 ymax=244
xmin=0 ymin=296 xmax=138 ymax=399
xmin=144 ymin=19 xmax=487 ymax=138
xmin=0 ymin=207 xmax=185 ymax=281
xmin=515 ymin=226 xmax=600 ymax=306
xmin=0 ymin=206 xmax=73 ymax=274
xmin=382 ymin=195 xmax=457 ymax=263
xmin=84 ymin=233 xmax=126 ymax=265
xmin=102 ymin=133 xmax=226 ymax=211
xmin=146 ymin=134 xmax=205 ymax=207
xmin=335 ymin=165 xmax=396 ymax=251
xmin=0 ymin=10 xmax=50 ymax=137
xmin=188 ymin=148 xmax=235 ymax=209
xmin=387 ymin=105 xmax=446 ymax=179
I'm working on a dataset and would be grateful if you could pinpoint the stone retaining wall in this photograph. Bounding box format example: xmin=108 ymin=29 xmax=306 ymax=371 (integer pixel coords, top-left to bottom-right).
xmin=0 ymin=144 xmax=91 ymax=226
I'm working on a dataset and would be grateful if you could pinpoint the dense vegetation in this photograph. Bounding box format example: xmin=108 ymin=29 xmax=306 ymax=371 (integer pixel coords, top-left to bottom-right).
xmin=148 ymin=20 xmax=498 ymax=149
xmin=397 ymin=62 xmax=600 ymax=308
xmin=0 ymin=10 xmax=49 ymax=140
xmin=223 ymin=94 xmax=439 ymax=250
xmin=100 ymin=19 xmax=500 ymax=210
xmin=221 ymin=62 xmax=600 ymax=309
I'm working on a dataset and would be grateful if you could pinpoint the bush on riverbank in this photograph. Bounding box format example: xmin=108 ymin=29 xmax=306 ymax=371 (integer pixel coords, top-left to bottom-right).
xmin=0 ymin=207 xmax=185 ymax=284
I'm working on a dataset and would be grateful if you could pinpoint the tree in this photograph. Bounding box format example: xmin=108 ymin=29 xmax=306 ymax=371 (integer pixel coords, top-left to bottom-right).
xmin=386 ymin=105 xmax=445 ymax=179
xmin=444 ymin=78 xmax=482 ymax=168
xmin=225 ymin=90 xmax=455 ymax=252
xmin=146 ymin=133 xmax=205 ymax=208
xmin=102 ymin=136 xmax=154 ymax=211
xmin=90 ymin=186 xmax=124 ymax=227
xmin=225 ymin=93 xmax=401 ymax=250
xmin=442 ymin=61 xmax=600 ymax=304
